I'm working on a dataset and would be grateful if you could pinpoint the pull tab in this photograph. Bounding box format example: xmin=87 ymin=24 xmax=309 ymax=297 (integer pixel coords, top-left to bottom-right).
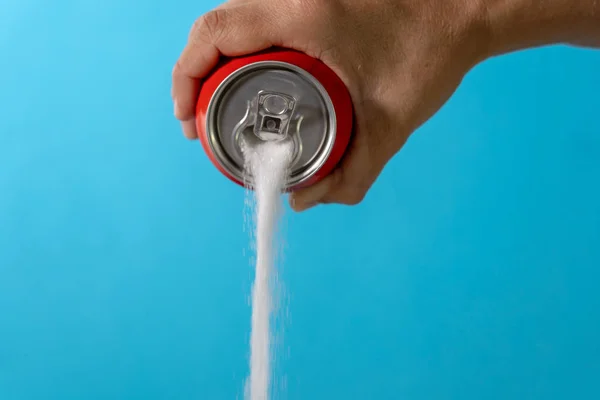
xmin=253 ymin=91 xmax=296 ymax=141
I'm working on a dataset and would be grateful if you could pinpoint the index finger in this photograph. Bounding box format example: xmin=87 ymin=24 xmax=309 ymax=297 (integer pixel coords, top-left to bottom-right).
xmin=171 ymin=2 xmax=284 ymax=139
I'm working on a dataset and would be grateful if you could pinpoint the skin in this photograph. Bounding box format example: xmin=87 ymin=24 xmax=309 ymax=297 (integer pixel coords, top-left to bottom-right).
xmin=172 ymin=0 xmax=600 ymax=212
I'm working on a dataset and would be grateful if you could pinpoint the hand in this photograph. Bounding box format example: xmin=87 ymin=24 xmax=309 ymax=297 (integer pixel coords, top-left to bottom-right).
xmin=171 ymin=0 xmax=599 ymax=212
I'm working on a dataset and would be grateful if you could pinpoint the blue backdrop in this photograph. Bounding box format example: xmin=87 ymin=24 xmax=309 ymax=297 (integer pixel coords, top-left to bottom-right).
xmin=1 ymin=1 xmax=599 ymax=399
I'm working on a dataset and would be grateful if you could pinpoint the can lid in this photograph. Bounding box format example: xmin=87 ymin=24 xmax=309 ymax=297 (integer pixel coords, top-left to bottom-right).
xmin=197 ymin=50 xmax=353 ymax=190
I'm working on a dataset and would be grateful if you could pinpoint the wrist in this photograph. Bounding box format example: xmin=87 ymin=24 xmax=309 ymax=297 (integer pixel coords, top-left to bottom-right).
xmin=481 ymin=0 xmax=600 ymax=58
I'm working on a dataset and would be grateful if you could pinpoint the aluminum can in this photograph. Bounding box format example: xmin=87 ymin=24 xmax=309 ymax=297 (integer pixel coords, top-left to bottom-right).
xmin=196 ymin=49 xmax=353 ymax=190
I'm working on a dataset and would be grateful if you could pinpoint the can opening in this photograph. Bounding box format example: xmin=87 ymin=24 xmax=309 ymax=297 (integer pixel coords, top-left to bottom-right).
xmin=232 ymin=90 xmax=302 ymax=164
xmin=251 ymin=90 xmax=296 ymax=142
xmin=233 ymin=93 xmax=303 ymax=175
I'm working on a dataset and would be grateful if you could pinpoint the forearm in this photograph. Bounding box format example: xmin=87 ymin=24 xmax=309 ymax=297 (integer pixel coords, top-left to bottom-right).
xmin=481 ymin=0 xmax=600 ymax=57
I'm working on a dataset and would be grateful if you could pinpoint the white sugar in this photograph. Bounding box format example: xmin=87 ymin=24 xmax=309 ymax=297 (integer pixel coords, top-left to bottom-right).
xmin=243 ymin=140 xmax=293 ymax=400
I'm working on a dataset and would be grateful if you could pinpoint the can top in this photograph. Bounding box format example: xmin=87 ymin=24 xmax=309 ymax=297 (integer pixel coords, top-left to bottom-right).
xmin=197 ymin=50 xmax=353 ymax=190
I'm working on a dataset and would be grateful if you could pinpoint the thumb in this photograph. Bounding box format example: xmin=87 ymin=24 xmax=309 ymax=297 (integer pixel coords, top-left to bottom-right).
xmin=289 ymin=169 xmax=342 ymax=212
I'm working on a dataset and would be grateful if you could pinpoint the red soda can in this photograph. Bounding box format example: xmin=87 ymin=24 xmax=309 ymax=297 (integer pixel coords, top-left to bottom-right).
xmin=195 ymin=49 xmax=353 ymax=190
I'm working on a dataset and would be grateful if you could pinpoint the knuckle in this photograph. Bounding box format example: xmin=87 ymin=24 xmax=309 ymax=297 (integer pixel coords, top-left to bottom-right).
xmin=172 ymin=57 xmax=197 ymax=81
xmin=192 ymin=9 xmax=229 ymax=44
xmin=172 ymin=59 xmax=185 ymax=77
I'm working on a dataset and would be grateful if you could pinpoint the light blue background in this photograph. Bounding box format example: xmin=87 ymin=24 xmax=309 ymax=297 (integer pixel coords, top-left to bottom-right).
xmin=1 ymin=1 xmax=599 ymax=399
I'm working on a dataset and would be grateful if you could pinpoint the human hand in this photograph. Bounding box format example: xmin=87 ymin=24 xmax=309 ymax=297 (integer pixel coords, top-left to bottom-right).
xmin=171 ymin=0 xmax=599 ymax=212
xmin=172 ymin=0 xmax=486 ymax=211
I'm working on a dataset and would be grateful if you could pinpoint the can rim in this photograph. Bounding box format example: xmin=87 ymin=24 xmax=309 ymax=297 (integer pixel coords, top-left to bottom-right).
xmin=207 ymin=61 xmax=336 ymax=190
xmin=196 ymin=50 xmax=353 ymax=191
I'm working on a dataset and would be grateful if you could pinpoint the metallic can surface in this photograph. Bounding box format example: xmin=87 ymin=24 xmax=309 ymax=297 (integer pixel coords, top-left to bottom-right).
xmin=196 ymin=49 xmax=353 ymax=190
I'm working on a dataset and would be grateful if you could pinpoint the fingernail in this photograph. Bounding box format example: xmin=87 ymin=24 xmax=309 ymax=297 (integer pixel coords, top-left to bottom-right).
xmin=173 ymin=100 xmax=180 ymax=118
